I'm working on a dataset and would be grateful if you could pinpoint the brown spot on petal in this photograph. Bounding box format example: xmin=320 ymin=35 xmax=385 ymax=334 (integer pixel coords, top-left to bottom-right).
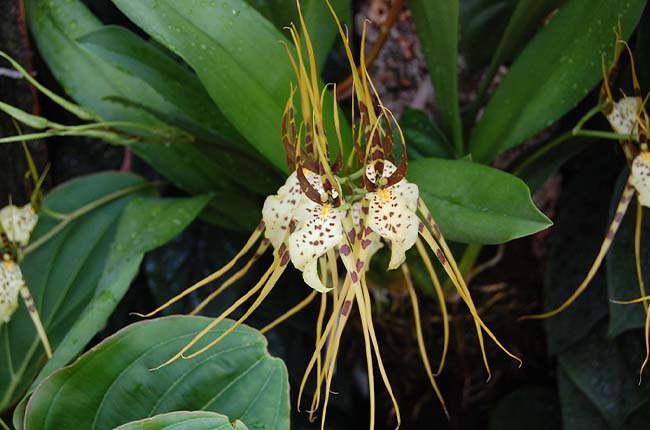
xmin=435 ymin=249 xmax=447 ymax=265
xmin=418 ymin=222 xmax=424 ymax=233
xmin=606 ymin=229 xmax=616 ymax=240
xmin=340 ymin=244 xmax=352 ymax=256
xmin=356 ymin=259 xmax=364 ymax=272
xmin=342 ymin=300 xmax=352 ymax=316
xmin=433 ymin=224 xmax=442 ymax=240
xmin=280 ymin=250 xmax=291 ymax=266
xmin=348 ymin=230 xmax=356 ymax=244
xmin=258 ymin=221 xmax=266 ymax=231
xmin=351 ymin=271 xmax=359 ymax=283
xmin=614 ymin=211 xmax=624 ymax=223
xmin=362 ymin=239 xmax=372 ymax=249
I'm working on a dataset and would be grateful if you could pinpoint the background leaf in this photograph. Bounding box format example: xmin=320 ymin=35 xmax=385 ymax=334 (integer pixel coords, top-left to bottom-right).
xmin=488 ymin=386 xmax=561 ymax=430
xmin=113 ymin=411 xmax=248 ymax=430
xmin=468 ymin=0 xmax=647 ymax=163
xmin=410 ymin=0 xmax=463 ymax=155
xmin=23 ymin=317 xmax=290 ymax=430
xmin=399 ymin=108 xmax=454 ymax=160
xmin=408 ymin=158 xmax=551 ymax=244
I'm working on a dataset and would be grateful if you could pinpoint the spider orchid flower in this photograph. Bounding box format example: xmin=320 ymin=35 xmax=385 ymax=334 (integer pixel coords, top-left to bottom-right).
xmin=145 ymin=2 xmax=520 ymax=428
xmin=0 ymin=145 xmax=52 ymax=357
xmin=523 ymin=27 xmax=650 ymax=381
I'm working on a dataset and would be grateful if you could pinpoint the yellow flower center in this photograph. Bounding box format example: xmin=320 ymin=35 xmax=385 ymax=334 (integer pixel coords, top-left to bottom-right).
xmin=320 ymin=204 xmax=330 ymax=219
xmin=377 ymin=188 xmax=391 ymax=203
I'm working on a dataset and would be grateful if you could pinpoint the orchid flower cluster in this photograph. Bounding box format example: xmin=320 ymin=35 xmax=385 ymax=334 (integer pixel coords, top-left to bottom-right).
xmin=0 ymin=145 xmax=52 ymax=357
xmin=143 ymin=2 xmax=520 ymax=427
xmin=523 ymin=27 xmax=650 ymax=380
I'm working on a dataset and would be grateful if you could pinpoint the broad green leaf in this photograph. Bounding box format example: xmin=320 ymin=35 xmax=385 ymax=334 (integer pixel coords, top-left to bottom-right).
xmin=32 ymin=194 xmax=211 ymax=390
xmin=400 ymin=108 xmax=454 ymax=160
xmin=112 ymin=0 xmax=351 ymax=173
xmin=114 ymin=411 xmax=248 ymax=430
xmin=24 ymin=317 xmax=290 ymax=430
xmin=24 ymin=0 xmax=266 ymax=230
xmin=408 ymin=158 xmax=551 ymax=244
xmin=488 ymin=387 xmax=560 ymax=430
xmin=411 ymin=0 xmax=463 ymax=155
xmin=607 ymin=170 xmax=649 ymax=337
xmin=468 ymin=0 xmax=647 ymax=163
xmin=76 ymin=25 xmax=244 ymax=147
xmin=0 ymin=173 xmax=152 ymax=411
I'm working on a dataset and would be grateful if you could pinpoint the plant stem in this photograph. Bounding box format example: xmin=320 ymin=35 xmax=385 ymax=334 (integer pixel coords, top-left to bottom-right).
xmin=22 ymin=181 xmax=160 ymax=257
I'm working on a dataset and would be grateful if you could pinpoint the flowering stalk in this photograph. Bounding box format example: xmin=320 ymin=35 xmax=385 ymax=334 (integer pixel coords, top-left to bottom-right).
xmin=144 ymin=2 xmax=520 ymax=427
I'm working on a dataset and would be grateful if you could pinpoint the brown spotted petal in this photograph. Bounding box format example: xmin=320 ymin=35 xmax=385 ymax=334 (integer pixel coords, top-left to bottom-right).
xmin=366 ymin=179 xmax=420 ymax=270
xmin=0 ymin=260 xmax=23 ymax=324
xmin=288 ymin=198 xmax=345 ymax=292
xmin=262 ymin=172 xmax=303 ymax=249
xmin=0 ymin=204 xmax=38 ymax=247
xmin=631 ymin=154 xmax=650 ymax=207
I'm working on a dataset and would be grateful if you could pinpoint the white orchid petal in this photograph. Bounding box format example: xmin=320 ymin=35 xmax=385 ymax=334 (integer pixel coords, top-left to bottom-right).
xmin=289 ymin=199 xmax=344 ymax=292
xmin=366 ymin=182 xmax=420 ymax=270
xmin=631 ymin=154 xmax=650 ymax=208
xmin=0 ymin=260 xmax=23 ymax=323
xmin=607 ymin=97 xmax=641 ymax=138
xmin=262 ymin=172 xmax=302 ymax=249
xmin=0 ymin=204 xmax=38 ymax=247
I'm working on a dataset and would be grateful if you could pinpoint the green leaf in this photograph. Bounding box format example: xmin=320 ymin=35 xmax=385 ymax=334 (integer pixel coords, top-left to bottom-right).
xmin=112 ymin=0 xmax=350 ymax=173
xmin=607 ymin=170 xmax=649 ymax=337
xmin=468 ymin=0 xmax=647 ymax=163
xmin=24 ymin=317 xmax=290 ymax=430
xmin=408 ymin=158 xmax=551 ymax=244
xmin=0 ymin=173 xmax=152 ymax=411
xmin=32 ymin=194 xmax=211 ymax=389
xmin=113 ymin=411 xmax=248 ymax=430
xmin=24 ymin=0 xmax=267 ymax=230
xmin=411 ymin=0 xmax=463 ymax=155
xmin=76 ymin=25 xmax=244 ymax=147
xmin=400 ymin=108 xmax=454 ymax=160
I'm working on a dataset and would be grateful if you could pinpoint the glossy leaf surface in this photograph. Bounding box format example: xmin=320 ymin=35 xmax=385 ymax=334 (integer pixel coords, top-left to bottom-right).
xmin=409 ymin=158 xmax=551 ymax=244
